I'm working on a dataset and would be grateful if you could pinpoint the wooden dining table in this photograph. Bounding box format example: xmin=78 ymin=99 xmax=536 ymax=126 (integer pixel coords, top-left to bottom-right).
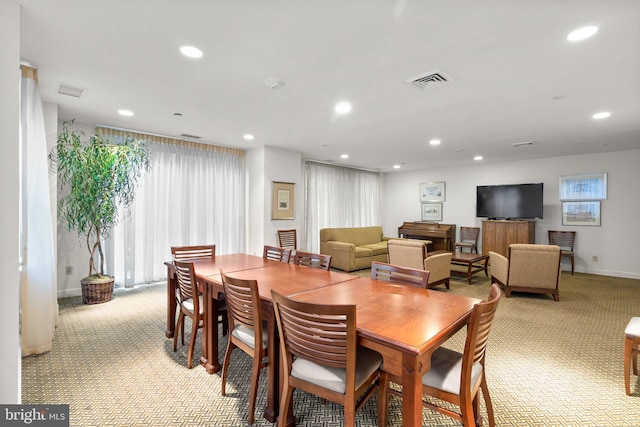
xmin=165 ymin=253 xmax=481 ymax=427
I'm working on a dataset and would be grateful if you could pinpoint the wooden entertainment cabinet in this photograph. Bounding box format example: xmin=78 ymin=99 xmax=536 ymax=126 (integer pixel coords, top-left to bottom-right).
xmin=481 ymin=220 xmax=535 ymax=257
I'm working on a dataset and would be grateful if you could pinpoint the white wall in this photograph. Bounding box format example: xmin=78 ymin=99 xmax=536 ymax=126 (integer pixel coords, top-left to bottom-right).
xmin=1 ymin=0 xmax=21 ymax=403
xmin=247 ymin=145 xmax=303 ymax=255
xmin=382 ymin=149 xmax=640 ymax=278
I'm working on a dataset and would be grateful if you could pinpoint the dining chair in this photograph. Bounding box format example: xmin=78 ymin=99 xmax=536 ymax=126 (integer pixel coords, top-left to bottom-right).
xmin=371 ymin=261 xmax=430 ymax=289
xmin=454 ymin=226 xmax=480 ymax=254
xmin=548 ymin=230 xmax=576 ymax=275
xmin=172 ymin=260 xmax=204 ymax=369
xmin=263 ymin=245 xmax=292 ymax=263
xmin=220 ymin=272 xmax=268 ymax=425
xmin=378 ymin=283 xmax=502 ymax=427
xmin=171 ymin=245 xmax=228 ymax=336
xmin=292 ymin=250 xmax=332 ymax=270
xmin=271 ymin=290 xmax=383 ymax=427
xmin=277 ymin=229 xmax=297 ymax=251
xmin=624 ymin=317 xmax=640 ymax=395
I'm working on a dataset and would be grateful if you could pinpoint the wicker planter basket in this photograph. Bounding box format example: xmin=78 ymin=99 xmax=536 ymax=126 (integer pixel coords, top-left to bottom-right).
xmin=81 ymin=275 xmax=115 ymax=304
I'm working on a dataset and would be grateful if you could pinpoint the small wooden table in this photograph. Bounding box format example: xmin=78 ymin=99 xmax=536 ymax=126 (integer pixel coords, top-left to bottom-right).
xmin=449 ymin=251 xmax=489 ymax=284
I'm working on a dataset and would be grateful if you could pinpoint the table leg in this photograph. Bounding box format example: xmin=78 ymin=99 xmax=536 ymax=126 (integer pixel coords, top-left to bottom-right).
xmin=401 ymin=353 xmax=422 ymax=427
xmin=484 ymin=257 xmax=489 ymax=277
xmin=466 ymin=261 xmax=473 ymax=285
xmin=202 ymin=283 xmax=221 ymax=373
xmin=166 ymin=266 xmax=176 ymax=338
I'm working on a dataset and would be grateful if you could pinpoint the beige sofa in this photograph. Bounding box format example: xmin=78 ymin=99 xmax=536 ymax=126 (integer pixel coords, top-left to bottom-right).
xmin=319 ymin=226 xmax=391 ymax=272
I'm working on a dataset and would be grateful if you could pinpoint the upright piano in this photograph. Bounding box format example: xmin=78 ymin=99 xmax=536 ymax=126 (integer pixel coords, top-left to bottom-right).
xmin=397 ymin=222 xmax=456 ymax=252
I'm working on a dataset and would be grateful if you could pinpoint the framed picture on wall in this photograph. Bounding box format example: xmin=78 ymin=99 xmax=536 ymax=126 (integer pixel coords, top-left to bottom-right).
xmin=559 ymin=173 xmax=607 ymax=200
xmin=421 ymin=203 xmax=443 ymax=222
xmin=271 ymin=181 xmax=295 ymax=220
xmin=562 ymin=201 xmax=601 ymax=226
xmin=420 ymin=181 xmax=445 ymax=202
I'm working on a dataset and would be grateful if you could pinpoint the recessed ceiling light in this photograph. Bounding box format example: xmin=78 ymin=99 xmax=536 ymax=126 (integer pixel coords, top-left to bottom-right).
xmin=592 ymin=112 xmax=611 ymax=119
xmin=334 ymin=101 xmax=352 ymax=115
xmin=179 ymin=45 xmax=203 ymax=58
xmin=340 ymin=154 xmax=349 ymax=159
xmin=567 ymin=26 xmax=598 ymax=42
xmin=429 ymin=139 xmax=441 ymax=146
xmin=118 ymin=109 xmax=133 ymax=117
xmin=474 ymin=155 xmax=483 ymax=161
xmin=393 ymin=165 xmax=401 ymax=169
xmin=243 ymin=134 xmax=255 ymax=140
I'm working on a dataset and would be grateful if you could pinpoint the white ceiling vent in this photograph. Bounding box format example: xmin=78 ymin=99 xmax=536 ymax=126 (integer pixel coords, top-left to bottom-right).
xmin=57 ymin=82 xmax=86 ymax=98
xmin=180 ymin=133 xmax=202 ymax=139
xmin=407 ymin=70 xmax=453 ymax=90
xmin=510 ymin=141 xmax=536 ymax=147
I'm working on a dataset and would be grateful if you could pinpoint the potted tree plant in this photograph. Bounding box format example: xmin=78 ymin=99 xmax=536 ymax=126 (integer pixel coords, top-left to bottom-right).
xmin=50 ymin=121 xmax=151 ymax=304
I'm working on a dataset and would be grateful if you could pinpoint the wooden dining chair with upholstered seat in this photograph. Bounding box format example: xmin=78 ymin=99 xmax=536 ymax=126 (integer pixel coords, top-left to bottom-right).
xmin=454 ymin=226 xmax=480 ymax=253
xmin=171 ymin=245 xmax=228 ymax=337
xmin=271 ymin=290 xmax=383 ymax=427
xmin=220 ymin=272 xmax=268 ymax=425
xmin=292 ymin=250 xmax=332 ymax=270
xmin=277 ymin=229 xmax=297 ymax=252
xmin=263 ymin=245 xmax=292 ymax=263
xmin=548 ymin=230 xmax=576 ymax=275
xmin=371 ymin=261 xmax=430 ymax=289
xmin=624 ymin=317 xmax=640 ymax=395
xmin=378 ymin=283 xmax=502 ymax=427
xmin=172 ymin=260 xmax=205 ymax=369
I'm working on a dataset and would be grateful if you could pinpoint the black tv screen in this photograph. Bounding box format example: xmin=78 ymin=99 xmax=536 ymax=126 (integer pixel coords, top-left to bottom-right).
xmin=476 ymin=183 xmax=543 ymax=219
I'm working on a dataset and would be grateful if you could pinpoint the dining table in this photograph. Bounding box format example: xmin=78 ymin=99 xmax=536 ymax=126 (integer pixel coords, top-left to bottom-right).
xmin=165 ymin=253 xmax=481 ymax=427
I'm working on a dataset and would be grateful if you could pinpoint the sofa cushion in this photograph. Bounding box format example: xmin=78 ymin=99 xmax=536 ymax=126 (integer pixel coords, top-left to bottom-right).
xmin=354 ymin=246 xmax=373 ymax=258
xmin=360 ymin=242 xmax=388 ymax=256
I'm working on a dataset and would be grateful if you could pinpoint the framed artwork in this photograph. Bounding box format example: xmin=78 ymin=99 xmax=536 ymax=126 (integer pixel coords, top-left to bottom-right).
xmin=559 ymin=173 xmax=607 ymax=200
xmin=421 ymin=203 xmax=443 ymax=222
xmin=420 ymin=181 xmax=445 ymax=202
xmin=271 ymin=181 xmax=295 ymax=220
xmin=562 ymin=201 xmax=601 ymax=226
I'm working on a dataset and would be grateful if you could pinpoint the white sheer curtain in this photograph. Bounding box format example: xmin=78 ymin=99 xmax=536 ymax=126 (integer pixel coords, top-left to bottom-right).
xmin=304 ymin=161 xmax=382 ymax=252
xmin=20 ymin=66 xmax=57 ymax=356
xmin=104 ymin=132 xmax=245 ymax=287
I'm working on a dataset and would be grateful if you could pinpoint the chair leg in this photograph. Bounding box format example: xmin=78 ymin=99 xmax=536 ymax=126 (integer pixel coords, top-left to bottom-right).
xmin=277 ymin=381 xmax=295 ymax=427
xmin=480 ymin=375 xmax=495 ymax=427
xmin=173 ymin=312 xmax=184 ymax=352
xmin=625 ymin=336 xmax=633 ymax=395
xmin=377 ymin=371 xmax=389 ymax=427
xmin=221 ymin=339 xmax=236 ymax=396
xmin=187 ymin=316 xmax=198 ymax=369
xmin=247 ymin=353 xmax=263 ymax=425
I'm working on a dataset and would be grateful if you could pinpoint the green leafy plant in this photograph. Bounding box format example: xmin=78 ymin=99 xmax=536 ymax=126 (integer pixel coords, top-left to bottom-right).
xmin=49 ymin=121 xmax=151 ymax=279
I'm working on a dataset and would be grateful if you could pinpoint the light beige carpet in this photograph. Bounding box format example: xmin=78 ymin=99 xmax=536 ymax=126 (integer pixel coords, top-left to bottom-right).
xmin=22 ymin=271 xmax=640 ymax=426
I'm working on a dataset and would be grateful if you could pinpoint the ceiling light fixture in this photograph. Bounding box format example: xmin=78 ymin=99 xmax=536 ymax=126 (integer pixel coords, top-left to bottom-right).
xmin=567 ymin=26 xmax=598 ymax=41
xmin=592 ymin=112 xmax=611 ymax=119
xmin=179 ymin=45 xmax=203 ymax=58
xmin=334 ymin=101 xmax=352 ymax=115
xmin=243 ymin=134 xmax=255 ymax=140
xmin=429 ymin=139 xmax=441 ymax=146
xmin=474 ymin=155 xmax=483 ymax=161
xmin=118 ymin=109 xmax=133 ymax=117
xmin=393 ymin=165 xmax=401 ymax=169
xmin=340 ymin=154 xmax=349 ymax=159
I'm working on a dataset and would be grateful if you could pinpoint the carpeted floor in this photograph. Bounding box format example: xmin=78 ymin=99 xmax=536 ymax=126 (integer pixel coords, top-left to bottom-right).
xmin=22 ymin=270 xmax=640 ymax=426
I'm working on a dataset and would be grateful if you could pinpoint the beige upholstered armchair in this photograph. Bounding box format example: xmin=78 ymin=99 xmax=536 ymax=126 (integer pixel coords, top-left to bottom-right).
xmin=489 ymin=244 xmax=562 ymax=301
xmin=387 ymin=239 xmax=452 ymax=289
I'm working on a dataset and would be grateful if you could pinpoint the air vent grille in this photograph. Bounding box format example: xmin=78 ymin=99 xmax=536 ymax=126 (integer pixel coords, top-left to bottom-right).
xmin=510 ymin=141 xmax=536 ymax=147
xmin=180 ymin=133 xmax=202 ymax=139
xmin=58 ymin=82 xmax=86 ymax=98
xmin=407 ymin=70 xmax=453 ymax=90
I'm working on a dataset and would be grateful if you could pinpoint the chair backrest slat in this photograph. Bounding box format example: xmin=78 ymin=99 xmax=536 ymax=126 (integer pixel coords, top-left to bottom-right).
xmin=293 ymin=251 xmax=332 ymax=270
xmin=171 ymin=245 xmax=215 ymax=261
xmin=277 ymin=229 xmax=297 ymax=251
xmin=371 ymin=261 xmax=429 ymax=289
xmin=173 ymin=260 xmax=199 ymax=308
xmin=263 ymin=245 xmax=292 ymax=263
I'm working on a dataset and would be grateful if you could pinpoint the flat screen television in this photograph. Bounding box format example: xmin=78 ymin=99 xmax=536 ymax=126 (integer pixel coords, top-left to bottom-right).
xmin=476 ymin=183 xmax=543 ymax=219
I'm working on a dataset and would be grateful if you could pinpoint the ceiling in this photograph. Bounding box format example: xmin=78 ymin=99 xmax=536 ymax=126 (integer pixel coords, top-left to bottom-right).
xmin=17 ymin=0 xmax=640 ymax=172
